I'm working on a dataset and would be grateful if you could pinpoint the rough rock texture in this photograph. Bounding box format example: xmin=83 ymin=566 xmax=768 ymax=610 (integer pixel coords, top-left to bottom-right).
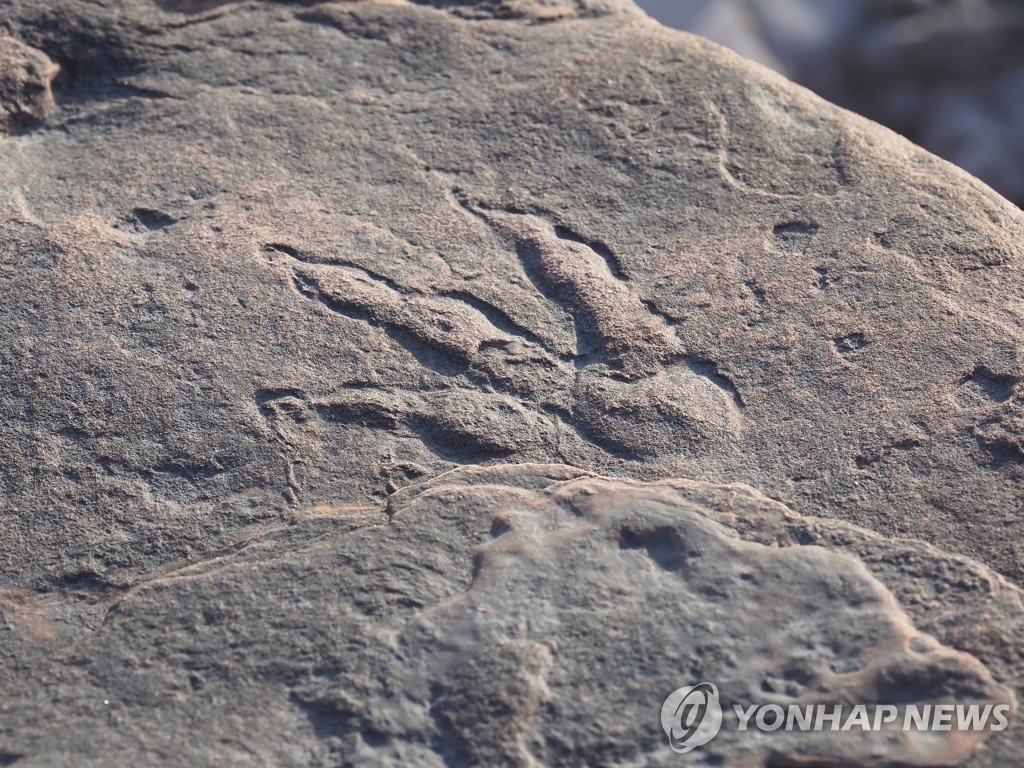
xmin=0 ymin=32 xmax=58 ymax=133
xmin=2 ymin=0 xmax=1024 ymax=764
xmin=2 ymin=464 xmax=1023 ymax=766
xmin=636 ymin=0 xmax=1024 ymax=206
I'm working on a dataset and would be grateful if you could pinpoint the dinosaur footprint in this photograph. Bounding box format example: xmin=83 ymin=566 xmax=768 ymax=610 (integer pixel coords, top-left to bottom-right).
xmin=468 ymin=207 xmax=743 ymax=458
xmin=261 ymin=199 xmax=744 ymax=485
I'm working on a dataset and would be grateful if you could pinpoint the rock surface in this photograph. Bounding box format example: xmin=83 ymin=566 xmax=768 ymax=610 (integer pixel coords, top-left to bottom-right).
xmin=0 ymin=32 xmax=58 ymax=133
xmin=2 ymin=0 xmax=1024 ymax=764
xmin=2 ymin=464 xmax=1023 ymax=766
xmin=636 ymin=0 xmax=1024 ymax=207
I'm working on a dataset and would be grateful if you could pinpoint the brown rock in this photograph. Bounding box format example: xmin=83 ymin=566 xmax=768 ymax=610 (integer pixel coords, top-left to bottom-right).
xmin=1 ymin=1 xmax=1024 ymax=764
xmin=3 ymin=464 xmax=1022 ymax=766
xmin=0 ymin=33 xmax=58 ymax=133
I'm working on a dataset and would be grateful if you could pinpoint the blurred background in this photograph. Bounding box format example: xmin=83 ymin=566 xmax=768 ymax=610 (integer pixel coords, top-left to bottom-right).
xmin=635 ymin=0 xmax=1024 ymax=207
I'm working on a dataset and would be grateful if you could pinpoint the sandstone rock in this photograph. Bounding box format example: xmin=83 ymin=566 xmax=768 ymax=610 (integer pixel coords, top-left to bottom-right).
xmin=2 ymin=0 xmax=1024 ymax=764
xmin=3 ymin=0 xmax=1019 ymax=589
xmin=2 ymin=464 xmax=1022 ymax=766
xmin=0 ymin=33 xmax=58 ymax=133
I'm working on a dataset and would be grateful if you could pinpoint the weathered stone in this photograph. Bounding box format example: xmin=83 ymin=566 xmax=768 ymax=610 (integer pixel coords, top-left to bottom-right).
xmin=2 ymin=465 xmax=1022 ymax=766
xmin=0 ymin=33 xmax=58 ymax=133
xmin=2 ymin=0 xmax=1024 ymax=764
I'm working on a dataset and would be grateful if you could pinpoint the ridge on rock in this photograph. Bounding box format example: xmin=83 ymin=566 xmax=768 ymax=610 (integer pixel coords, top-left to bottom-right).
xmin=405 ymin=0 xmax=635 ymax=20
xmin=160 ymin=0 xmax=637 ymax=21
xmin=1 ymin=464 xmax=1020 ymax=766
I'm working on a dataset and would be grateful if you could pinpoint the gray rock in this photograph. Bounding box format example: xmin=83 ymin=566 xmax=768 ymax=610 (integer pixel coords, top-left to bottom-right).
xmin=0 ymin=32 xmax=58 ymax=133
xmin=2 ymin=464 xmax=1021 ymax=766
xmin=2 ymin=0 xmax=1024 ymax=764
